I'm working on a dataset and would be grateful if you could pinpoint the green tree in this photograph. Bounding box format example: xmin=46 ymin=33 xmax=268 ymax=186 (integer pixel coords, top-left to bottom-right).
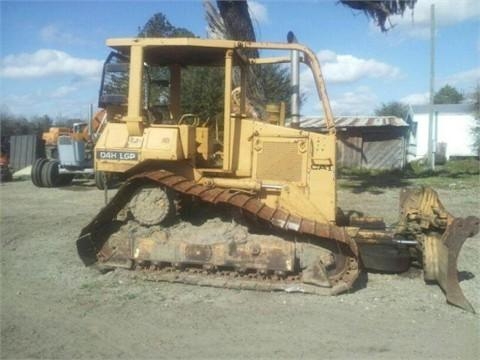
xmin=374 ymin=101 xmax=409 ymax=120
xmin=139 ymin=13 xmax=193 ymax=38
xmin=434 ymin=84 xmax=464 ymax=104
xmin=0 ymin=111 xmax=52 ymax=136
xmin=180 ymin=67 xmax=225 ymax=121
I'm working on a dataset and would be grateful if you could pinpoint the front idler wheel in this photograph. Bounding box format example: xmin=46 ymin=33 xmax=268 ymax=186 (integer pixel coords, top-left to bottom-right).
xmin=128 ymin=186 xmax=175 ymax=226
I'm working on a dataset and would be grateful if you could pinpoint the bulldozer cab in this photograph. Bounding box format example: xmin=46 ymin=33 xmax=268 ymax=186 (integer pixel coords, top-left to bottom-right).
xmin=95 ymin=37 xmax=338 ymax=222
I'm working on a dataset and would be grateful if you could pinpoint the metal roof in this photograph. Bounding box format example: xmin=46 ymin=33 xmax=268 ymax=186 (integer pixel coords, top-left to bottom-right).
xmin=411 ymin=103 xmax=474 ymax=114
xmin=300 ymin=116 xmax=408 ymax=129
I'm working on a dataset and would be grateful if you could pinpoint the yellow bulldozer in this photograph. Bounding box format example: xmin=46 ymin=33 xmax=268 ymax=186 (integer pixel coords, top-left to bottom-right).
xmin=77 ymin=35 xmax=479 ymax=312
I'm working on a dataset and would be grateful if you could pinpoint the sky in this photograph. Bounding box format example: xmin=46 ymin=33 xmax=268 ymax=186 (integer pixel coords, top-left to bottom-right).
xmin=1 ymin=0 xmax=479 ymax=121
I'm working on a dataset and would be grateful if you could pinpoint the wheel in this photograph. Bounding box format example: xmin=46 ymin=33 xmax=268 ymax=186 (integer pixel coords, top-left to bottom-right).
xmin=95 ymin=171 xmax=113 ymax=190
xmin=41 ymin=160 xmax=53 ymax=187
xmin=41 ymin=160 xmax=61 ymax=187
xmin=49 ymin=161 xmax=61 ymax=187
xmin=95 ymin=171 xmax=105 ymax=190
xmin=128 ymin=186 xmax=175 ymax=226
xmin=31 ymin=158 xmax=48 ymax=187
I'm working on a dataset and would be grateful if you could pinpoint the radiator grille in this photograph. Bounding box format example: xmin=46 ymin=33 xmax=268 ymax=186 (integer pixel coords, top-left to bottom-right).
xmin=256 ymin=142 xmax=302 ymax=182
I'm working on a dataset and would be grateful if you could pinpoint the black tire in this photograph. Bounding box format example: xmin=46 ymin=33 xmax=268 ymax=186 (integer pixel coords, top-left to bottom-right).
xmin=41 ymin=160 xmax=52 ymax=187
xmin=58 ymin=174 xmax=75 ymax=186
xmin=41 ymin=160 xmax=61 ymax=187
xmin=31 ymin=158 xmax=48 ymax=187
xmin=49 ymin=161 xmax=61 ymax=187
xmin=95 ymin=171 xmax=113 ymax=190
xmin=358 ymin=244 xmax=411 ymax=273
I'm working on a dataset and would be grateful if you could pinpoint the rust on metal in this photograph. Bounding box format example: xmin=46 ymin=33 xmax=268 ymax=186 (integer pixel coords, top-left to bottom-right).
xmin=398 ymin=187 xmax=479 ymax=313
xmin=77 ymin=169 xmax=360 ymax=295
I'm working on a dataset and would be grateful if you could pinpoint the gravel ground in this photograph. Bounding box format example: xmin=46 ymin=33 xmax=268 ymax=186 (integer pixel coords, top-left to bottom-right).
xmin=1 ymin=178 xmax=479 ymax=360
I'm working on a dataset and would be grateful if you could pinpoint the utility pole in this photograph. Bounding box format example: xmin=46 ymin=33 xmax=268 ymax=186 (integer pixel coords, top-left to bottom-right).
xmin=428 ymin=4 xmax=436 ymax=170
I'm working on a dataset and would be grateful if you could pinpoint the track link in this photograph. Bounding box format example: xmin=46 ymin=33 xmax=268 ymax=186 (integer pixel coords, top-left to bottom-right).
xmin=78 ymin=169 xmax=360 ymax=295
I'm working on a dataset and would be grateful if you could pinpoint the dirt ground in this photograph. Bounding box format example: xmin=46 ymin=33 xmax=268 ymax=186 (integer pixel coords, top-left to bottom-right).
xmin=1 ymin=177 xmax=479 ymax=359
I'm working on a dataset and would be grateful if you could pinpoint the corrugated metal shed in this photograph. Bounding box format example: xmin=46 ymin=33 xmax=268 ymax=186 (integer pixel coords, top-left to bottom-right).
xmin=9 ymin=135 xmax=44 ymax=171
xmin=301 ymin=116 xmax=409 ymax=170
xmin=300 ymin=116 xmax=408 ymax=129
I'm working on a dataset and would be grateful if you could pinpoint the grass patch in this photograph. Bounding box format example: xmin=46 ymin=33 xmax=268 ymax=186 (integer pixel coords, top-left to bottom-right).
xmin=338 ymin=159 xmax=480 ymax=193
xmin=80 ymin=282 xmax=100 ymax=290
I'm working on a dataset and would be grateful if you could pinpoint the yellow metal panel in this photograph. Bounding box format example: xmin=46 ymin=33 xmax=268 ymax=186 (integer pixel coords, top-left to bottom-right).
xmin=255 ymin=140 xmax=304 ymax=183
xmin=232 ymin=119 xmax=254 ymax=175
xmin=96 ymin=123 xmax=129 ymax=148
xmin=252 ymin=136 xmax=307 ymax=184
xmin=306 ymin=132 xmax=337 ymax=222
xmin=96 ymin=162 xmax=134 ymax=173
xmin=125 ymin=45 xmax=144 ymax=136
xmin=177 ymin=125 xmax=196 ymax=159
xmin=223 ymin=49 xmax=233 ymax=172
xmin=142 ymin=127 xmax=183 ymax=160
xmin=127 ymin=136 xmax=144 ymax=149
xmin=195 ymin=127 xmax=212 ymax=162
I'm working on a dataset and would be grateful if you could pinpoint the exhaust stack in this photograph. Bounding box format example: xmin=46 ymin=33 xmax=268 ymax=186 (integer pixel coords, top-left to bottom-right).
xmin=287 ymin=31 xmax=300 ymax=127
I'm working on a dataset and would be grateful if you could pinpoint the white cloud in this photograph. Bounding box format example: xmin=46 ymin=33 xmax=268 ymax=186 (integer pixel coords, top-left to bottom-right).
xmin=443 ymin=67 xmax=480 ymax=87
xmin=1 ymin=89 xmax=98 ymax=119
xmin=301 ymin=50 xmax=400 ymax=92
xmin=248 ymin=1 xmax=269 ymax=24
xmin=300 ymin=50 xmax=399 ymax=115
xmin=388 ymin=0 xmax=480 ymax=38
xmin=329 ymin=87 xmax=379 ymax=116
xmin=320 ymin=51 xmax=400 ymax=83
xmin=401 ymin=92 xmax=430 ymax=105
xmin=0 ymin=49 xmax=103 ymax=79
xmin=40 ymin=24 xmax=85 ymax=45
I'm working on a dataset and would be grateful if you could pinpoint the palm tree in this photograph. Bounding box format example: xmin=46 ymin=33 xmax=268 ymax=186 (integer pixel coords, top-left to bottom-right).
xmin=339 ymin=0 xmax=417 ymax=32
xmin=210 ymin=1 xmax=418 ymax=38
xmin=205 ymin=1 xmax=418 ymax=116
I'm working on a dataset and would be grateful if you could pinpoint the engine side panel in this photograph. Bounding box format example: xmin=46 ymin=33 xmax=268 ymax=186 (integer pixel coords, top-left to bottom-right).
xmin=95 ymin=122 xmax=195 ymax=173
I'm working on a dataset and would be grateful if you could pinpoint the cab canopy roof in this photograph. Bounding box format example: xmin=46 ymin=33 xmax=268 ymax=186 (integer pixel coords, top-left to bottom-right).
xmin=106 ymin=37 xmax=306 ymax=67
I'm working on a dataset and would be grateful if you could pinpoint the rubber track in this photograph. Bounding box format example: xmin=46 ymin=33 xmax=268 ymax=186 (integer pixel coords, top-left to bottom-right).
xmin=77 ymin=169 xmax=360 ymax=294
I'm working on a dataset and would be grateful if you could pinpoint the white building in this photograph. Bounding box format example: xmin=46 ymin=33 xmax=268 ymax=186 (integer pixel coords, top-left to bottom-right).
xmin=408 ymin=104 xmax=477 ymax=162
